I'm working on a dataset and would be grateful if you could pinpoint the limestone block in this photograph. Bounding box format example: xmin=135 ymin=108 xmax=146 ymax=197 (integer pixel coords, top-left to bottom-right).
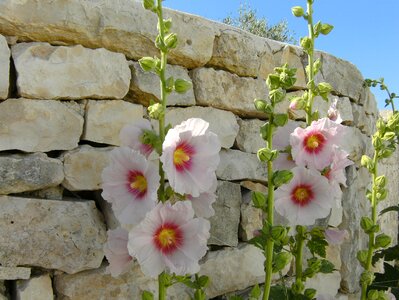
xmin=95 ymin=191 xmax=121 ymax=230
xmin=240 ymin=203 xmax=262 ymax=241
xmin=352 ymin=103 xmax=376 ymax=136
xmin=279 ymin=45 xmax=307 ymax=89
xmin=12 ymin=43 xmax=130 ymax=100
xmin=0 ymin=99 xmax=83 ymax=152
xmin=191 ymin=67 xmax=268 ymax=118
xmin=0 ymin=196 xmax=106 ymax=274
xmin=342 ymin=126 xmax=372 ymax=163
xmin=217 ymin=149 xmax=267 ymax=182
xmin=236 ymin=118 xmax=264 ymax=154
xmin=54 ymin=263 xmax=190 ymax=300
xmin=314 ymin=51 xmax=364 ymax=102
xmin=83 ymin=100 xmax=143 ymax=146
xmin=0 ymin=153 xmax=63 ymax=195
xmin=164 ymin=106 xmax=239 ymax=149
xmin=19 ymin=186 xmax=64 ymax=200
xmin=0 ymin=267 xmax=30 ymax=280
xmin=363 ymin=89 xmax=378 ymax=117
xmin=199 ymin=244 xmax=265 ymax=298
xmin=0 ymin=0 xmax=215 ymax=69
xmin=240 ymin=181 xmax=267 ymax=194
xmin=61 ymin=100 xmax=87 ymax=117
xmin=126 ymin=61 xmax=195 ymax=107
xmin=306 ymin=272 xmax=341 ymax=297
xmin=62 ymin=145 xmax=114 ymax=191
xmin=16 ymin=274 xmax=53 ymax=300
xmin=0 ymin=35 xmax=9 ymax=99
xmin=208 ymin=181 xmax=241 ymax=246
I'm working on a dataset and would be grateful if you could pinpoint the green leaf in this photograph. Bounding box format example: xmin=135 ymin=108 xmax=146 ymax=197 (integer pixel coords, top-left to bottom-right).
xmin=269 ymin=88 xmax=286 ymax=104
xmin=307 ymin=236 xmax=328 ymax=258
xmin=313 ymin=21 xmax=322 ymax=37
xmin=373 ymin=245 xmax=399 ymax=264
xmin=248 ymin=234 xmax=268 ymax=251
xmin=319 ymin=259 xmax=335 ymax=273
xmin=266 ymin=74 xmax=281 ymax=90
xmin=260 ymin=122 xmax=272 ymax=141
xmin=249 ymin=284 xmax=261 ymax=299
xmin=273 ymin=113 xmax=289 ymax=127
xmin=141 ymin=290 xmax=154 ymax=300
xmin=269 ymin=285 xmax=290 ymax=300
xmin=379 ymin=205 xmax=399 ymax=216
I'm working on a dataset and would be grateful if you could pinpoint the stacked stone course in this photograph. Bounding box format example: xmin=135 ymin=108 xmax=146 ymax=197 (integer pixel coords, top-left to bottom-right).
xmin=0 ymin=0 xmax=396 ymax=299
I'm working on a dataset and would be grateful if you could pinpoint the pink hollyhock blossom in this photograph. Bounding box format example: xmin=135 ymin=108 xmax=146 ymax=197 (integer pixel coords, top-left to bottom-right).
xmin=102 ymin=147 xmax=159 ymax=225
xmin=275 ymin=166 xmax=334 ymax=226
xmin=290 ymin=117 xmax=346 ymax=170
xmin=103 ymin=228 xmax=133 ymax=277
xmin=160 ymin=118 xmax=221 ymax=197
xmin=325 ymin=228 xmax=349 ymax=245
xmin=327 ymin=98 xmax=343 ymax=124
xmin=273 ymin=120 xmax=298 ymax=170
xmin=128 ymin=201 xmax=210 ymax=277
xmin=119 ymin=119 xmax=154 ymax=157
xmin=186 ymin=179 xmax=217 ymax=218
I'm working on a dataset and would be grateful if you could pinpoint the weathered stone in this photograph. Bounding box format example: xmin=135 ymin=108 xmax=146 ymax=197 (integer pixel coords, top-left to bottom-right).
xmin=0 ymin=0 xmax=215 ymax=69
xmin=95 ymin=191 xmax=121 ymax=230
xmin=199 ymin=244 xmax=265 ymax=298
xmin=352 ymin=102 xmax=376 ymax=136
xmin=16 ymin=274 xmax=53 ymax=300
xmin=61 ymin=100 xmax=87 ymax=117
xmin=126 ymin=61 xmax=195 ymax=107
xmin=240 ymin=203 xmax=262 ymax=241
xmin=279 ymin=45 xmax=307 ymax=89
xmin=208 ymin=181 xmax=241 ymax=246
xmin=0 ymin=196 xmax=106 ymax=274
xmin=0 ymin=35 xmax=9 ymax=99
xmin=0 ymin=267 xmax=30 ymax=280
xmin=62 ymin=145 xmax=114 ymax=191
xmin=83 ymin=100 xmax=143 ymax=146
xmin=20 ymin=186 xmax=64 ymax=200
xmin=236 ymin=118 xmax=264 ymax=154
xmin=0 ymin=153 xmax=63 ymax=195
xmin=0 ymin=99 xmax=83 ymax=152
xmin=314 ymin=51 xmax=365 ymax=102
xmin=54 ymin=263 xmax=190 ymax=300
xmin=363 ymin=89 xmax=378 ymax=117
xmin=12 ymin=43 xmax=130 ymax=100
xmin=217 ymin=149 xmax=267 ymax=182
xmin=342 ymin=126 xmax=372 ymax=163
xmin=240 ymin=181 xmax=267 ymax=194
xmin=306 ymin=272 xmax=341 ymax=297
xmin=164 ymin=106 xmax=239 ymax=149
xmin=191 ymin=67 xmax=268 ymax=118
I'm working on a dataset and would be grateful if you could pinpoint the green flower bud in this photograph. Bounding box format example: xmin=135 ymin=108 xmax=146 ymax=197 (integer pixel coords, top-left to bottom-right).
xmin=300 ymin=37 xmax=312 ymax=52
xmin=360 ymin=216 xmax=374 ymax=233
xmin=317 ymin=82 xmax=333 ymax=101
xmin=271 ymin=226 xmax=287 ymax=241
xmin=164 ymin=33 xmax=178 ymax=49
xmin=252 ymin=191 xmax=266 ymax=208
xmin=174 ymin=79 xmax=192 ymax=94
xmin=304 ymin=288 xmax=317 ymax=299
xmin=148 ymin=103 xmax=164 ymax=120
xmin=320 ymin=23 xmax=334 ymax=35
xmin=291 ymin=6 xmax=305 ymax=17
xmin=289 ymin=96 xmax=306 ymax=110
xmin=291 ymin=281 xmax=305 ymax=295
xmin=368 ymin=290 xmax=379 ymax=300
xmin=376 ymin=118 xmax=386 ymax=131
xmin=273 ymin=252 xmax=292 ymax=272
xmin=375 ymin=175 xmax=386 ymax=189
xmin=139 ymin=57 xmax=158 ymax=72
xmin=296 ymin=225 xmax=307 ymax=236
xmin=272 ymin=170 xmax=294 ymax=187
xmin=143 ymin=0 xmax=155 ymax=11
xmin=360 ymin=270 xmax=375 ymax=286
xmin=356 ymin=250 xmax=368 ymax=268
xmin=269 ymin=88 xmax=286 ymax=104
xmin=382 ymin=131 xmax=395 ymax=141
xmin=257 ymin=148 xmax=279 ymax=162
xmin=361 ymin=155 xmax=374 ymax=172
xmin=142 ymin=290 xmax=154 ymax=300
xmin=376 ymin=189 xmax=387 ymax=201
xmin=163 ymin=18 xmax=172 ymax=33
xmin=374 ymin=233 xmax=391 ymax=249
xmin=254 ymin=99 xmax=267 ymax=112
xmin=273 ymin=113 xmax=289 ymax=127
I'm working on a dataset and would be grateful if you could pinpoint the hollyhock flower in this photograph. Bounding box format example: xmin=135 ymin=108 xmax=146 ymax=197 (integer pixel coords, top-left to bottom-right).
xmin=327 ymin=98 xmax=343 ymax=124
xmin=273 ymin=120 xmax=298 ymax=170
xmin=186 ymin=179 xmax=217 ymax=218
xmin=160 ymin=118 xmax=221 ymax=197
xmin=119 ymin=119 xmax=154 ymax=157
xmin=103 ymin=228 xmax=133 ymax=277
xmin=128 ymin=201 xmax=210 ymax=278
xmin=275 ymin=166 xmax=334 ymax=226
xmin=290 ymin=117 xmax=346 ymax=170
xmin=324 ymin=228 xmax=349 ymax=245
xmin=101 ymin=147 xmax=159 ymax=225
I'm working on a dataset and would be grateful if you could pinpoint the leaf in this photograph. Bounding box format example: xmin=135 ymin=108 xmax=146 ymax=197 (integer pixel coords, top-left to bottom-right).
xmin=319 ymin=259 xmax=335 ymax=273
xmin=269 ymin=285 xmax=290 ymax=300
xmin=370 ymin=262 xmax=399 ymax=296
xmin=249 ymin=284 xmax=261 ymax=299
xmin=379 ymin=205 xmax=399 ymax=216
xmin=373 ymin=244 xmax=399 ymax=265
xmin=307 ymin=236 xmax=328 ymax=258
xmin=141 ymin=291 xmax=154 ymax=300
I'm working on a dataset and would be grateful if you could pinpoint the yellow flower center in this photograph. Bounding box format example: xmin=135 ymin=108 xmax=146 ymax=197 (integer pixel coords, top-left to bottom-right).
xmin=306 ymin=135 xmax=320 ymax=149
xmin=130 ymin=174 xmax=147 ymax=194
xmin=157 ymin=228 xmax=177 ymax=248
xmin=291 ymin=184 xmax=313 ymax=206
xmin=174 ymin=148 xmax=190 ymax=166
xmin=294 ymin=187 xmax=310 ymax=202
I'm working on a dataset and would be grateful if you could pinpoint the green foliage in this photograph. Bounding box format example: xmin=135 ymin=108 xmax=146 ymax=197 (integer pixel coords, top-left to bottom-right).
xmin=223 ymin=3 xmax=296 ymax=43
xmin=141 ymin=290 xmax=154 ymax=300
xmin=370 ymin=263 xmax=399 ymax=298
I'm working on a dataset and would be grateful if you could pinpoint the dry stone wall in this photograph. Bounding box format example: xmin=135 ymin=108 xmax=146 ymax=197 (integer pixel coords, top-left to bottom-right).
xmin=0 ymin=0 xmax=396 ymax=299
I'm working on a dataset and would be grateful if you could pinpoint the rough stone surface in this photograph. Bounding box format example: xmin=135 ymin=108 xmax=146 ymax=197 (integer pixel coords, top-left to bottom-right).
xmin=199 ymin=244 xmax=265 ymax=298
xmin=62 ymin=145 xmax=114 ymax=191
xmin=306 ymin=272 xmax=341 ymax=297
xmin=12 ymin=42 xmax=130 ymax=100
xmin=83 ymin=100 xmax=143 ymax=146
xmin=126 ymin=61 xmax=195 ymax=107
xmin=240 ymin=203 xmax=262 ymax=241
xmin=236 ymin=118 xmax=265 ymax=154
xmin=0 ymin=0 xmax=216 ymax=69
xmin=0 ymin=267 xmax=30 ymax=280
xmin=0 ymin=196 xmax=106 ymax=274
xmin=0 ymin=35 xmax=9 ymax=99
xmin=54 ymin=263 xmax=190 ymax=300
xmin=0 ymin=153 xmax=63 ymax=195
xmin=342 ymin=126 xmax=372 ymax=163
xmin=217 ymin=149 xmax=267 ymax=182
xmin=208 ymin=181 xmax=241 ymax=246
xmin=19 ymin=186 xmax=64 ymax=200
xmin=164 ymin=106 xmax=239 ymax=149
xmin=191 ymin=67 xmax=268 ymax=118
xmin=352 ymin=102 xmax=376 ymax=136
xmin=363 ymin=89 xmax=379 ymax=117
xmin=16 ymin=274 xmax=53 ymax=300
xmin=95 ymin=191 xmax=121 ymax=230
xmin=0 ymin=99 xmax=83 ymax=152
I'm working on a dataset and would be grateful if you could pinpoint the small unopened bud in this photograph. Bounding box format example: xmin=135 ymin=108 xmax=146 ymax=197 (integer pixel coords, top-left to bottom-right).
xmin=357 ymin=250 xmax=368 ymax=268
xmin=291 ymin=6 xmax=305 ymax=17
xmin=300 ymin=37 xmax=312 ymax=52
xmin=164 ymin=33 xmax=178 ymax=49
xmin=143 ymin=0 xmax=155 ymax=11
xmin=304 ymin=288 xmax=317 ymax=299
xmin=254 ymin=99 xmax=267 ymax=112
xmin=271 ymin=226 xmax=287 ymax=241
xmin=139 ymin=57 xmax=158 ymax=72
xmin=360 ymin=271 xmax=375 ymax=286
xmin=360 ymin=216 xmax=374 ymax=233
xmin=257 ymin=148 xmax=278 ymax=162
xmin=148 ymin=103 xmax=164 ymax=120
xmin=174 ymin=79 xmax=192 ymax=94
xmin=273 ymin=252 xmax=292 ymax=272
xmin=375 ymin=233 xmax=391 ymax=249
xmin=320 ymin=23 xmax=334 ymax=35
xmin=291 ymin=281 xmax=305 ymax=295
xmin=289 ymin=96 xmax=306 ymax=110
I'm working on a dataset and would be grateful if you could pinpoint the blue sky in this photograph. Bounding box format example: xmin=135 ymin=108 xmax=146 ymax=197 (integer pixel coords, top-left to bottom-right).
xmin=164 ymin=0 xmax=399 ymax=110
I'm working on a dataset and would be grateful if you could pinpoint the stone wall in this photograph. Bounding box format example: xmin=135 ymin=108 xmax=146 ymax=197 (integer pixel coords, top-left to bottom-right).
xmin=0 ymin=0 xmax=397 ymax=299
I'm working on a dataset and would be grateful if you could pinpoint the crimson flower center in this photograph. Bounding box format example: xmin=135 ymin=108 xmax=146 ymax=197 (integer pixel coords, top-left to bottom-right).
xmin=153 ymin=223 xmax=183 ymax=254
xmin=291 ymin=184 xmax=314 ymax=206
xmin=127 ymin=170 xmax=147 ymax=199
xmin=173 ymin=142 xmax=195 ymax=172
xmin=303 ymin=131 xmax=326 ymax=154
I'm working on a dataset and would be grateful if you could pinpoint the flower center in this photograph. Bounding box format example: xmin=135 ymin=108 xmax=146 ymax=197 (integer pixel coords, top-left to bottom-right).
xmin=154 ymin=223 xmax=183 ymax=254
xmin=303 ymin=131 xmax=326 ymax=154
xmin=127 ymin=171 xmax=147 ymax=199
xmin=291 ymin=184 xmax=314 ymax=206
xmin=173 ymin=142 xmax=195 ymax=172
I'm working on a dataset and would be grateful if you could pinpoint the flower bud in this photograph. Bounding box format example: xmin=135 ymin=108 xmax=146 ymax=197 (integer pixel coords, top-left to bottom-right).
xmin=254 ymin=99 xmax=271 ymax=113
xmin=174 ymin=79 xmax=192 ymax=94
xmin=375 ymin=175 xmax=386 ymax=189
xmin=257 ymin=148 xmax=278 ymax=162
xmin=164 ymin=33 xmax=178 ymax=49
xmin=304 ymin=288 xmax=317 ymax=299
xmin=300 ymin=37 xmax=312 ymax=52
xmin=143 ymin=0 xmax=155 ymax=11
xmin=273 ymin=252 xmax=292 ymax=272
xmin=360 ymin=270 xmax=375 ymax=286
xmin=291 ymin=6 xmax=305 ymax=17
xmin=271 ymin=226 xmax=287 ymax=241
xmin=361 ymin=155 xmax=374 ymax=172
xmin=139 ymin=57 xmax=158 ymax=72
xmin=289 ymin=96 xmax=306 ymax=110
xmin=360 ymin=216 xmax=374 ymax=233
xmin=252 ymin=191 xmax=266 ymax=208
xmin=356 ymin=250 xmax=368 ymax=268
xmin=273 ymin=113 xmax=288 ymax=127
xmin=374 ymin=233 xmax=391 ymax=249
xmin=272 ymin=170 xmax=293 ymax=187
xmin=291 ymin=281 xmax=305 ymax=294
xmin=269 ymin=88 xmax=286 ymax=104
xmin=376 ymin=118 xmax=386 ymax=131
xmin=148 ymin=103 xmax=164 ymax=120
xmin=320 ymin=23 xmax=334 ymax=35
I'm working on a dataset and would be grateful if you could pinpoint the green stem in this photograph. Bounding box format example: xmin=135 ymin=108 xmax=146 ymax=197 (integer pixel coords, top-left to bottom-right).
xmin=361 ymin=151 xmax=378 ymax=300
xmin=295 ymin=235 xmax=304 ymax=288
xmin=305 ymin=0 xmax=315 ymax=126
xmin=158 ymin=272 xmax=168 ymax=300
xmin=263 ymin=114 xmax=275 ymax=300
xmin=385 ymin=87 xmax=396 ymax=113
